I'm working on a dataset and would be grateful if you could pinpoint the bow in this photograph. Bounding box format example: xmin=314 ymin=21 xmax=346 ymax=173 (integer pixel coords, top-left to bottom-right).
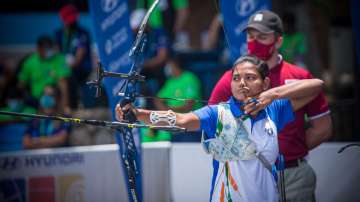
xmin=88 ymin=1 xmax=159 ymax=202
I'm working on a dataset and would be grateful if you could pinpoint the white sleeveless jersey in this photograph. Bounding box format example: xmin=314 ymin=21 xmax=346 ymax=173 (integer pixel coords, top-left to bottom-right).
xmin=209 ymin=104 xmax=278 ymax=202
xmin=194 ymin=98 xmax=294 ymax=202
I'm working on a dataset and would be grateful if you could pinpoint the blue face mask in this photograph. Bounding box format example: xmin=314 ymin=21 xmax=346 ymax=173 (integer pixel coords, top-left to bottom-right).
xmin=44 ymin=49 xmax=55 ymax=59
xmin=7 ymin=99 xmax=23 ymax=112
xmin=40 ymin=95 xmax=56 ymax=109
xmin=164 ymin=63 xmax=173 ymax=78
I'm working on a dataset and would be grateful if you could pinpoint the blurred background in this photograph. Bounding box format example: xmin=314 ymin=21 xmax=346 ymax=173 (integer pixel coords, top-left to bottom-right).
xmin=0 ymin=0 xmax=360 ymax=150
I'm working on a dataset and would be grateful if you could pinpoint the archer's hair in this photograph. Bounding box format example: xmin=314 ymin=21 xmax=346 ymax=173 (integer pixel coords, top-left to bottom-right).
xmin=232 ymin=55 xmax=269 ymax=79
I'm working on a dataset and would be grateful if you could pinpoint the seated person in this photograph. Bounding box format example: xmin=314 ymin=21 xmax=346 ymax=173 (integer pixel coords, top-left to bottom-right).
xmin=0 ymin=87 xmax=36 ymax=151
xmin=18 ymin=35 xmax=71 ymax=113
xmin=0 ymin=87 xmax=36 ymax=124
xmin=23 ymin=85 xmax=70 ymax=149
xmin=140 ymin=54 xmax=202 ymax=142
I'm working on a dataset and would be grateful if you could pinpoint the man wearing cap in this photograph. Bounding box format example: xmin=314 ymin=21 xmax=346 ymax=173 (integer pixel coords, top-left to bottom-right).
xmin=208 ymin=10 xmax=332 ymax=201
xmin=55 ymin=4 xmax=93 ymax=110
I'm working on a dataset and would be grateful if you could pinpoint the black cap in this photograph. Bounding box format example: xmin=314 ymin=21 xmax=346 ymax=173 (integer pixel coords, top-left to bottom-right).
xmin=244 ymin=10 xmax=283 ymax=35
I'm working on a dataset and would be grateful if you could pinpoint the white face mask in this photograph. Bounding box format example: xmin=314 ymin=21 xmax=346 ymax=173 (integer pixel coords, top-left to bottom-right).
xmin=164 ymin=63 xmax=173 ymax=78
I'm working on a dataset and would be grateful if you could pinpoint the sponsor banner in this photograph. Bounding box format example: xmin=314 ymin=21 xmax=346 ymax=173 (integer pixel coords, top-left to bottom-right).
xmin=0 ymin=146 xmax=128 ymax=202
xmin=88 ymin=0 xmax=133 ymax=111
xmin=88 ymin=0 xmax=142 ymax=201
xmin=0 ymin=153 xmax=84 ymax=171
xmin=0 ymin=144 xmax=171 ymax=202
xmin=220 ymin=0 xmax=271 ymax=62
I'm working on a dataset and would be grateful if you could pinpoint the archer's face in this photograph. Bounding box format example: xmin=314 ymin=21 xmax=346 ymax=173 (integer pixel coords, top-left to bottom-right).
xmin=231 ymin=61 xmax=269 ymax=101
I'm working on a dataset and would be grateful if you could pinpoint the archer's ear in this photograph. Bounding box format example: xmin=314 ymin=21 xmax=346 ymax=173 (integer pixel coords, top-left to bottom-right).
xmin=263 ymin=77 xmax=271 ymax=90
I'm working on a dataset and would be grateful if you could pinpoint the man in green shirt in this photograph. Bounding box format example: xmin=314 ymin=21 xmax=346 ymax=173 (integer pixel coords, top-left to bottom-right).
xmin=156 ymin=62 xmax=202 ymax=112
xmin=141 ymin=54 xmax=202 ymax=142
xmin=279 ymin=12 xmax=307 ymax=68
xmin=18 ymin=36 xmax=70 ymax=113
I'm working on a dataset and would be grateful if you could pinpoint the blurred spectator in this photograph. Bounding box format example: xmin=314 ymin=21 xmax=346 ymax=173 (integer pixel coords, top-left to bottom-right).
xmin=23 ymin=85 xmax=70 ymax=149
xmin=0 ymin=60 xmax=16 ymax=107
xmin=154 ymin=54 xmax=202 ymax=112
xmin=0 ymin=61 xmax=36 ymax=152
xmin=55 ymin=4 xmax=94 ymax=110
xmin=141 ymin=54 xmax=202 ymax=142
xmin=202 ymin=13 xmax=230 ymax=65
xmin=0 ymin=87 xmax=36 ymax=123
xmin=133 ymin=0 xmax=189 ymax=49
xmin=203 ymin=14 xmax=224 ymax=51
xmin=17 ymin=35 xmax=70 ymax=112
xmin=279 ymin=12 xmax=307 ymax=68
xmin=130 ymin=9 xmax=169 ymax=109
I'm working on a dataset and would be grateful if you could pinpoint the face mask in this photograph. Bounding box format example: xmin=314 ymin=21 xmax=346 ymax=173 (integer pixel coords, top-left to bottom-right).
xmin=44 ymin=49 xmax=55 ymax=59
xmin=7 ymin=99 xmax=23 ymax=112
xmin=40 ymin=95 xmax=56 ymax=109
xmin=164 ymin=63 xmax=173 ymax=78
xmin=247 ymin=40 xmax=276 ymax=60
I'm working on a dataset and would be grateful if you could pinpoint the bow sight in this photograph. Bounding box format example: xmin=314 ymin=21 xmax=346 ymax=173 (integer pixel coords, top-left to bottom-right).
xmin=86 ymin=62 xmax=145 ymax=98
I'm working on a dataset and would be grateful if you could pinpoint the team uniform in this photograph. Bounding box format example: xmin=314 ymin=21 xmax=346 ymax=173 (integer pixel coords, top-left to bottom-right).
xmin=141 ymin=71 xmax=202 ymax=142
xmin=18 ymin=53 xmax=70 ymax=99
xmin=157 ymin=71 xmax=202 ymax=109
xmin=194 ymin=96 xmax=294 ymax=202
xmin=208 ymin=56 xmax=330 ymax=200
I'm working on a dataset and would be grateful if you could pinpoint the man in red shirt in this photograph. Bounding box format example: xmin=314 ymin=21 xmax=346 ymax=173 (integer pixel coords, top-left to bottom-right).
xmin=209 ymin=10 xmax=332 ymax=201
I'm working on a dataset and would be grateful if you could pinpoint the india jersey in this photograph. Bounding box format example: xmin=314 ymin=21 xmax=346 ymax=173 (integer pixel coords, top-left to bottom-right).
xmin=194 ymin=97 xmax=294 ymax=202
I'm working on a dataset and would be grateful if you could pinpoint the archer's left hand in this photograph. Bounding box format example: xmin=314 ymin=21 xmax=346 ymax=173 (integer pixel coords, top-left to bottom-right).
xmin=115 ymin=100 xmax=138 ymax=123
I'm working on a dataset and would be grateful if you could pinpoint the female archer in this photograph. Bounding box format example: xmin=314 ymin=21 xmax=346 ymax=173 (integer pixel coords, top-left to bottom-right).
xmin=116 ymin=55 xmax=323 ymax=202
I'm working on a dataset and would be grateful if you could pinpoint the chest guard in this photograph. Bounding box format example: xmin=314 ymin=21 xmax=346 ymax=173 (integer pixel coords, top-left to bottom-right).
xmin=202 ymin=104 xmax=257 ymax=162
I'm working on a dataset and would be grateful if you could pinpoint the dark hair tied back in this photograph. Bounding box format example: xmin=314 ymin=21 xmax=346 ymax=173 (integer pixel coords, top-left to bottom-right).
xmin=232 ymin=54 xmax=269 ymax=79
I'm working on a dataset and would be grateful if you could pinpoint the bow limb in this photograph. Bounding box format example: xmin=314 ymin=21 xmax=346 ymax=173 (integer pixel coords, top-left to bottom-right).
xmin=116 ymin=1 xmax=160 ymax=202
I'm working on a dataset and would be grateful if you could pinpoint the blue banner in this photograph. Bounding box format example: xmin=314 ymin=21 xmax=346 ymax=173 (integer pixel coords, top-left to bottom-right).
xmin=88 ymin=0 xmax=142 ymax=201
xmin=220 ymin=0 xmax=271 ymax=62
